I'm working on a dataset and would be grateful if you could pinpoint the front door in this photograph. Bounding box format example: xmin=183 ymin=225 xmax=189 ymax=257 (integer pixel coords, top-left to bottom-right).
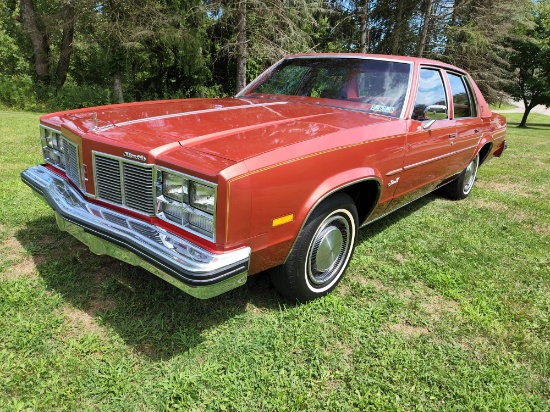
xmin=390 ymin=67 xmax=457 ymax=209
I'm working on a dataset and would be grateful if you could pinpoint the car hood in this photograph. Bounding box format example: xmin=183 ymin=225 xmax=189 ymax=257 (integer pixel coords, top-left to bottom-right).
xmin=43 ymin=97 xmax=396 ymax=163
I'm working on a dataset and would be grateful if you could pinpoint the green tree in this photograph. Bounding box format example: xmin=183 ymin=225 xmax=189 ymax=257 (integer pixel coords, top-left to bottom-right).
xmin=73 ymin=0 xmax=211 ymax=102
xmin=0 ymin=2 xmax=28 ymax=76
xmin=208 ymin=0 xmax=319 ymax=94
xmin=442 ymin=0 xmax=532 ymax=102
xmin=16 ymin=0 xmax=79 ymax=89
xmin=505 ymin=0 xmax=550 ymax=127
xmin=321 ymin=0 xmax=435 ymax=56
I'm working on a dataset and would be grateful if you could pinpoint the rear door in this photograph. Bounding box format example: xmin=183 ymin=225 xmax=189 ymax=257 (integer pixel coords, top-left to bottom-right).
xmin=445 ymin=71 xmax=482 ymax=171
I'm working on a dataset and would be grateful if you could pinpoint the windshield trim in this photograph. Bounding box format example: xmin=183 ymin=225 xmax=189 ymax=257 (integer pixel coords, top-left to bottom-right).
xmin=237 ymin=56 xmax=414 ymax=119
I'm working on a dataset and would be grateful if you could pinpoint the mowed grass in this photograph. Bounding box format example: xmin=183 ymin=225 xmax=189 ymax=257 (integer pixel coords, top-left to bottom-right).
xmin=0 ymin=110 xmax=549 ymax=411
xmin=489 ymin=102 xmax=518 ymax=111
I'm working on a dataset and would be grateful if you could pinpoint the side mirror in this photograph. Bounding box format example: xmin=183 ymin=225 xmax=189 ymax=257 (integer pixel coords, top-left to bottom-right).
xmin=423 ymin=119 xmax=436 ymax=130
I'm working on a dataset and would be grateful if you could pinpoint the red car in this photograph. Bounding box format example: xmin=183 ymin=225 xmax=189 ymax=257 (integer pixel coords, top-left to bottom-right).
xmin=21 ymin=54 xmax=507 ymax=302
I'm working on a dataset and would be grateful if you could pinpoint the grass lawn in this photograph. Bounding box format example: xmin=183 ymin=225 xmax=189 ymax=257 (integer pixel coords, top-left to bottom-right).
xmin=1 ymin=111 xmax=549 ymax=411
xmin=489 ymin=102 xmax=518 ymax=111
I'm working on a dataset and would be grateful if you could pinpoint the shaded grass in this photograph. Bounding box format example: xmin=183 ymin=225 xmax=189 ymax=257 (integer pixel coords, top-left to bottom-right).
xmin=1 ymin=110 xmax=549 ymax=410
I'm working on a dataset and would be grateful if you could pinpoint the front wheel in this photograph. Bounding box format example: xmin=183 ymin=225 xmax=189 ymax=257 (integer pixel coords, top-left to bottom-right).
xmin=270 ymin=193 xmax=358 ymax=303
xmin=441 ymin=154 xmax=479 ymax=200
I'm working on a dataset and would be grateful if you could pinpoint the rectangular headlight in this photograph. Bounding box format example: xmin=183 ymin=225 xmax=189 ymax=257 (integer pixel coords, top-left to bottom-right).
xmin=156 ymin=168 xmax=217 ymax=241
xmin=41 ymin=126 xmax=66 ymax=168
xmin=162 ymin=171 xmax=188 ymax=203
xmin=190 ymin=181 xmax=215 ymax=214
xmin=42 ymin=127 xmax=64 ymax=153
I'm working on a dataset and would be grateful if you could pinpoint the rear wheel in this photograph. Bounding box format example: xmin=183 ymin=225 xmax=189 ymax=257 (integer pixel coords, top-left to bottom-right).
xmin=441 ymin=154 xmax=479 ymax=200
xmin=270 ymin=193 xmax=358 ymax=303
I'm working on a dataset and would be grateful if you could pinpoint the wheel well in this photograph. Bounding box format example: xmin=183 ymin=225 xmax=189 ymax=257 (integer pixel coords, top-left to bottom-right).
xmin=478 ymin=142 xmax=492 ymax=165
xmin=340 ymin=179 xmax=380 ymax=224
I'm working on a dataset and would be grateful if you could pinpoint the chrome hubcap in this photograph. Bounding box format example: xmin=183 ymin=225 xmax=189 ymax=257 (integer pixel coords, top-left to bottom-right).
xmin=314 ymin=226 xmax=343 ymax=272
xmin=463 ymin=156 xmax=479 ymax=194
xmin=308 ymin=214 xmax=351 ymax=286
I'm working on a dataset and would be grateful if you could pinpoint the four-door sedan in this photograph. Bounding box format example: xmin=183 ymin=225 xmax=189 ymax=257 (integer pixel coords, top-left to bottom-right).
xmin=21 ymin=54 xmax=507 ymax=302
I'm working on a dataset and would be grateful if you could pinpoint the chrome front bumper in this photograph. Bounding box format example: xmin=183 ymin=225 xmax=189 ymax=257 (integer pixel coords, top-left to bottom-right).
xmin=21 ymin=165 xmax=250 ymax=299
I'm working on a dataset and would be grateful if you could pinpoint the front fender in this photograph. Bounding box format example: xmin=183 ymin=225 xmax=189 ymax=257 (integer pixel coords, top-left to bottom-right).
xmin=295 ymin=168 xmax=382 ymax=231
xmin=245 ymin=167 xmax=382 ymax=273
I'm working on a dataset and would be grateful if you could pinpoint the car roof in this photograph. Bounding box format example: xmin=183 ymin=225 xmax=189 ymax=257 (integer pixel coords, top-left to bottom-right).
xmin=284 ymin=53 xmax=467 ymax=75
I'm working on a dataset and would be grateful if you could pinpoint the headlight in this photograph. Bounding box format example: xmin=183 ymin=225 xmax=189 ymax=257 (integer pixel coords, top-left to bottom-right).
xmin=41 ymin=125 xmax=66 ymax=168
xmin=43 ymin=127 xmax=64 ymax=152
xmin=57 ymin=135 xmax=65 ymax=152
xmin=190 ymin=182 xmax=215 ymax=214
xmin=162 ymin=172 xmax=188 ymax=203
xmin=44 ymin=128 xmax=53 ymax=147
xmin=156 ymin=169 xmax=217 ymax=241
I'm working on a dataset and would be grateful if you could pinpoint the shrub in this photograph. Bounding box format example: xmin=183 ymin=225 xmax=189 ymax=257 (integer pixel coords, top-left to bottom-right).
xmin=49 ymin=81 xmax=111 ymax=110
xmin=0 ymin=74 xmax=41 ymax=111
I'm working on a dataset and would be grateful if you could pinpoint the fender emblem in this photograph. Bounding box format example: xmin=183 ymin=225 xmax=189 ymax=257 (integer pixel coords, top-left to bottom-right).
xmin=388 ymin=177 xmax=400 ymax=187
xmin=123 ymin=152 xmax=146 ymax=162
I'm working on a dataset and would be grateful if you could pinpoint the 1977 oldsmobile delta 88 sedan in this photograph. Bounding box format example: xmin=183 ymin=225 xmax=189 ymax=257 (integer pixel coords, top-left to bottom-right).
xmin=21 ymin=54 xmax=507 ymax=302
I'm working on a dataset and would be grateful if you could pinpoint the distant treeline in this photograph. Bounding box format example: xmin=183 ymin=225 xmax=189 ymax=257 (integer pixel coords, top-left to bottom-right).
xmin=1 ymin=0 xmax=549 ymax=119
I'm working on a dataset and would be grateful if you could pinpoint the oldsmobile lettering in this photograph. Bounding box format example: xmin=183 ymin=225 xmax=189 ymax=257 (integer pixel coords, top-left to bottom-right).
xmin=21 ymin=54 xmax=507 ymax=302
xmin=123 ymin=151 xmax=147 ymax=162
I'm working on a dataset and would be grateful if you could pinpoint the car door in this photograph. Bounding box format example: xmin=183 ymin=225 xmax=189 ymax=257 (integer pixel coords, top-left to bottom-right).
xmin=389 ymin=66 xmax=457 ymax=209
xmin=445 ymin=71 xmax=482 ymax=172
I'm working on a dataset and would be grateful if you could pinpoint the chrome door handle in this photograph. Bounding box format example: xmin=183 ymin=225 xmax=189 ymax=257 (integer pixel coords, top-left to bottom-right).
xmin=449 ymin=133 xmax=456 ymax=139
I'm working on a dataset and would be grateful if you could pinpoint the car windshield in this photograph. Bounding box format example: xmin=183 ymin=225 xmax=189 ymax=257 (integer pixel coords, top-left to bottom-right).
xmin=242 ymin=57 xmax=412 ymax=118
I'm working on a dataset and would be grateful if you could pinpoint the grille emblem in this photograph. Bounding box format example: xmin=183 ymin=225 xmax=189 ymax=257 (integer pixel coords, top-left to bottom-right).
xmin=123 ymin=151 xmax=146 ymax=162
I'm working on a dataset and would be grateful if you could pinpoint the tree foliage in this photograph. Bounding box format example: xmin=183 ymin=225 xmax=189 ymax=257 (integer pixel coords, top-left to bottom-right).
xmin=206 ymin=0 xmax=319 ymax=92
xmin=0 ymin=0 xmax=548 ymax=125
xmin=505 ymin=0 xmax=550 ymax=127
xmin=441 ymin=0 xmax=533 ymax=102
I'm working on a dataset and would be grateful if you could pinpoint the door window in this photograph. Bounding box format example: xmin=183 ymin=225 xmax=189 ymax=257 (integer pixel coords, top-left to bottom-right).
xmin=448 ymin=72 xmax=476 ymax=118
xmin=412 ymin=68 xmax=448 ymax=121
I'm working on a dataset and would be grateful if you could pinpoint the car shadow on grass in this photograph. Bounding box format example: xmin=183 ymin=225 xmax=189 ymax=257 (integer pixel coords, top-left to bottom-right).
xmin=15 ymin=216 xmax=283 ymax=360
xmin=15 ymin=193 xmax=437 ymax=360
xmin=356 ymin=194 xmax=436 ymax=242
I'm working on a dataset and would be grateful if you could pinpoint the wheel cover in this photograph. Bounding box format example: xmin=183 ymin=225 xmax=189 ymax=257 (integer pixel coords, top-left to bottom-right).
xmin=307 ymin=214 xmax=351 ymax=287
xmin=463 ymin=155 xmax=479 ymax=195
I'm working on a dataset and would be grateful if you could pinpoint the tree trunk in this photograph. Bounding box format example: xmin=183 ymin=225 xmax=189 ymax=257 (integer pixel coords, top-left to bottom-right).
xmin=56 ymin=2 xmax=76 ymax=90
xmin=391 ymin=0 xmax=404 ymax=55
xmin=360 ymin=0 xmax=370 ymax=53
xmin=113 ymin=72 xmax=124 ymax=103
xmin=518 ymin=107 xmax=532 ymax=128
xmin=518 ymin=93 xmax=537 ymax=128
xmin=19 ymin=0 xmax=50 ymax=83
xmin=417 ymin=0 xmax=433 ymax=57
xmin=235 ymin=0 xmax=247 ymax=93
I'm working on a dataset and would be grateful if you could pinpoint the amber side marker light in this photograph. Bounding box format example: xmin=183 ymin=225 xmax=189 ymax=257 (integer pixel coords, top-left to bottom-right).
xmin=272 ymin=214 xmax=294 ymax=227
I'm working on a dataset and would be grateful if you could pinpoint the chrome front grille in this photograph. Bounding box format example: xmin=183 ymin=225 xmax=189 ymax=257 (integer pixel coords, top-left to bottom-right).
xmin=123 ymin=163 xmax=154 ymax=213
xmin=94 ymin=153 xmax=154 ymax=215
xmin=95 ymin=156 xmax=122 ymax=204
xmin=63 ymin=138 xmax=81 ymax=188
